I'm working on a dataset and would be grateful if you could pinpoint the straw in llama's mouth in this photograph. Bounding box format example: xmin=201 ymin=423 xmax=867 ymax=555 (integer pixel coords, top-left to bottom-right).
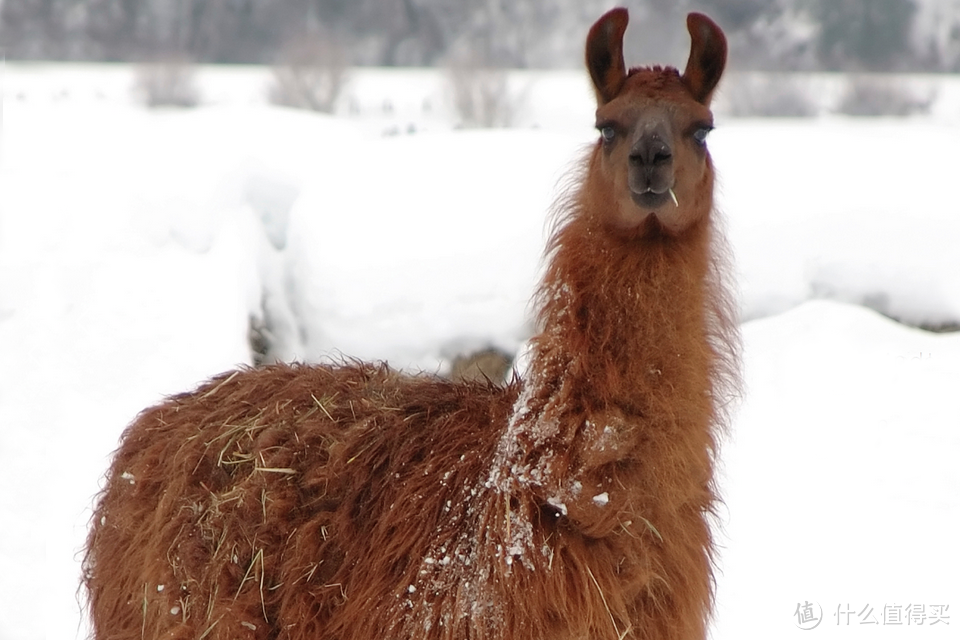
xmin=631 ymin=188 xmax=678 ymax=210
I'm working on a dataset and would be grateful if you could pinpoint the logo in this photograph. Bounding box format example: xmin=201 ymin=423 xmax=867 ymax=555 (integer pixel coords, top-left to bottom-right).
xmin=795 ymin=601 xmax=823 ymax=630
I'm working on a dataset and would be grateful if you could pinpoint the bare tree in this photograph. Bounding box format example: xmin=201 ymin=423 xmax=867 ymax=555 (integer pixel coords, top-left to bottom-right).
xmin=133 ymin=54 xmax=200 ymax=107
xmin=269 ymin=31 xmax=350 ymax=113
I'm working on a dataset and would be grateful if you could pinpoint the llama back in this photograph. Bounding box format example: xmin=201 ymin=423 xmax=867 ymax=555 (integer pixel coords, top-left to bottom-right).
xmin=85 ymin=364 xmax=524 ymax=640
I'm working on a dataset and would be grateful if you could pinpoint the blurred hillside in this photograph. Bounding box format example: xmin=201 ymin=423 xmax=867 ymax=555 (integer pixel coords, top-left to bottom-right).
xmin=1 ymin=0 xmax=959 ymax=71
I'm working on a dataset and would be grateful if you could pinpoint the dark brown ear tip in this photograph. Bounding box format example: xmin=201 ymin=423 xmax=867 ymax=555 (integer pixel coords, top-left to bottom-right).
xmin=686 ymin=12 xmax=715 ymax=28
xmin=686 ymin=12 xmax=726 ymax=45
xmin=606 ymin=7 xmax=629 ymax=24
xmin=687 ymin=12 xmax=711 ymax=24
xmin=596 ymin=7 xmax=629 ymax=37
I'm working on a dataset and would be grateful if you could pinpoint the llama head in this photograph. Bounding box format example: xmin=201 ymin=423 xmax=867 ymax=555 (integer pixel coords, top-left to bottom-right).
xmin=585 ymin=8 xmax=727 ymax=237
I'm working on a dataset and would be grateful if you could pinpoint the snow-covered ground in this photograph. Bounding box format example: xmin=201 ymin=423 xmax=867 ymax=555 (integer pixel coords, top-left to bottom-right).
xmin=0 ymin=66 xmax=957 ymax=640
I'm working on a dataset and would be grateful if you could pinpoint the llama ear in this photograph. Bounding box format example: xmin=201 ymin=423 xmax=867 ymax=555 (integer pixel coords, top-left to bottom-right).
xmin=681 ymin=12 xmax=727 ymax=105
xmin=586 ymin=8 xmax=629 ymax=105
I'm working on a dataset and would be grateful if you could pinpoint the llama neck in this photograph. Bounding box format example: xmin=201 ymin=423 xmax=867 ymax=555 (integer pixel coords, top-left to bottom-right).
xmin=489 ymin=198 xmax=730 ymax=501
xmin=530 ymin=213 xmax=716 ymax=426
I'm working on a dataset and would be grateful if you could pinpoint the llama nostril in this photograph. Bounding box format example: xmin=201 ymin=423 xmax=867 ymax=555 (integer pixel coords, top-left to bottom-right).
xmin=630 ymin=137 xmax=672 ymax=167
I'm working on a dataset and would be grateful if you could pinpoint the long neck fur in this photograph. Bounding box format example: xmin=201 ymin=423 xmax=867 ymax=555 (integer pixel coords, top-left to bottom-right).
xmin=489 ymin=142 xmax=738 ymax=549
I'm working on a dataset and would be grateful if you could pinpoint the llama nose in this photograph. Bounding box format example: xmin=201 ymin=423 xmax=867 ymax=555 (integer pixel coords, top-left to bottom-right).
xmin=629 ymin=134 xmax=672 ymax=167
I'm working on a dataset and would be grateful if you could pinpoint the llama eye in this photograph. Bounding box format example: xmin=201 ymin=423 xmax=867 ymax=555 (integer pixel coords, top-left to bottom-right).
xmin=599 ymin=125 xmax=616 ymax=143
xmin=692 ymin=126 xmax=713 ymax=145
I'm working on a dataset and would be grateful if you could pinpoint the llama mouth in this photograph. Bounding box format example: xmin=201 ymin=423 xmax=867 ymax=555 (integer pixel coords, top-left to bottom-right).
xmin=631 ymin=189 xmax=672 ymax=210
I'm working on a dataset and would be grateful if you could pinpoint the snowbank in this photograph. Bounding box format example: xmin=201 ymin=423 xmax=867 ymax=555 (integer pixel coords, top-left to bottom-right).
xmin=714 ymin=300 xmax=960 ymax=638
xmin=281 ymin=129 xmax=585 ymax=370
xmin=712 ymin=119 xmax=960 ymax=329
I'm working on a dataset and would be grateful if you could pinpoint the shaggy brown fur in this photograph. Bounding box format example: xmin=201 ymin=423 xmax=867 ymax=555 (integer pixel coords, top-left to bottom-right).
xmin=84 ymin=9 xmax=739 ymax=640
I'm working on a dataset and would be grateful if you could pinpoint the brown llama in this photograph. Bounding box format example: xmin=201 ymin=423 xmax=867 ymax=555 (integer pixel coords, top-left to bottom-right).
xmin=84 ymin=8 xmax=738 ymax=640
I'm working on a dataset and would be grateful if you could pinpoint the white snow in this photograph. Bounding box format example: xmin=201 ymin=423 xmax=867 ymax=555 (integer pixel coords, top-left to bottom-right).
xmin=0 ymin=65 xmax=958 ymax=640
xmin=591 ymin=492 xmax=610 ymax=507
xmin=713 ymin=300 xmax=960 ymax=638
xmin=711 ymin=119 xmax=960 ymax=328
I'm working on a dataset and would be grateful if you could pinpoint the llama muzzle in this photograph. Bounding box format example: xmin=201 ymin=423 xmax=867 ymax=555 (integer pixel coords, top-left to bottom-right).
xmin=628 ymin=126 xmax=676 ymax=210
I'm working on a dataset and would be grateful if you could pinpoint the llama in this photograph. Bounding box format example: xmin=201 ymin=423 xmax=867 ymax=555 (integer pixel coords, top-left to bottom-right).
xmin=84 ymin=9 xmax=738 ymax=640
